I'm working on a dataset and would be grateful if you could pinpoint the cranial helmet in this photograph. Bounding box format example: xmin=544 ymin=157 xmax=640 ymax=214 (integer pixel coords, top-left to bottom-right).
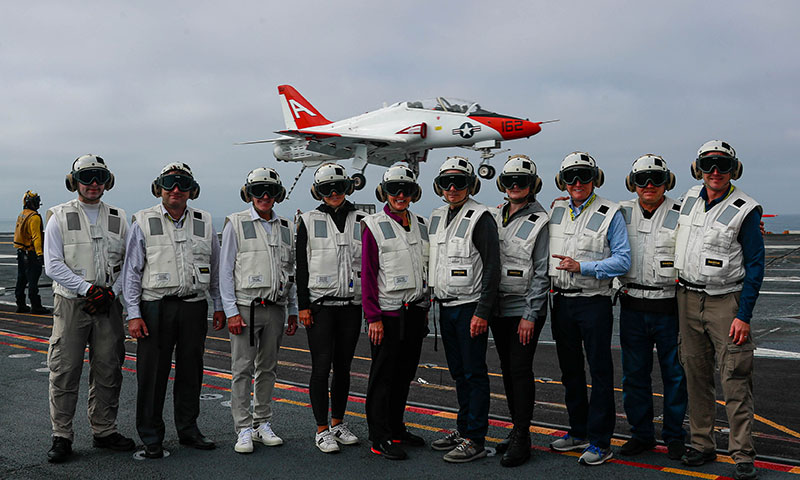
xmin=240 ymin=167 xmax=286 ymax=203
xmin=375 ymin=163 xmax=421 ymax=203
xmin=691 ymin=139 xmax=742 ymax=180
xmin=496 ymin=154 xmax=542 ymax=197
xmin=310 ymin=163 xmax=354 ymax=200
xmin=151 ymin=162 xmax=200 ymax=199
xmin=554 ymin=151 xmax=604 ymax=191
xmin=433 ymin=155 xmax=480 ymax=196
xmin=65 ymin=154 xmax=115 ymax=192
xmin=625 ymin=154 xmax=676 ymax=192
xmin=23 ymin=190 xmax=41 ymax=210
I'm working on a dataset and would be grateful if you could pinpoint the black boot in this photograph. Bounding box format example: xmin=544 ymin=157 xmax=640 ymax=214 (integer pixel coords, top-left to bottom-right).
xmin=15 ymin=296 xmax=30 ymax=313
xmin=500 ymin=427 xmax=531 ymax=468
xmin=30 ymin=296 xmax=50 ymax=314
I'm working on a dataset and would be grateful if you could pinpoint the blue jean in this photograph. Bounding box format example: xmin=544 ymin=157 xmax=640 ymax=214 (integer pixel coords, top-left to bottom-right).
xmin=551 ymin=295 xmax=615 ymax=449
xmin=620 ymin=306 xmax=687 ymax=442
xmin=439 ymin=303 xmax=489 ymax=444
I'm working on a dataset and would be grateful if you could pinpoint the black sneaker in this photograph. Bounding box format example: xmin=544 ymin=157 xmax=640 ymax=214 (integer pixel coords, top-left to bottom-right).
xmin=371 ymin=440 xmax=408 ymax=460
xmin=619 ymin=437 xmax=656 ymax=456
xmin=392 ymin=430 xmax=425 ymax=447
xmin=733 ymin=462 xmax=758 ymax=480
xmin=93 ymin=432 xmax=136 ymax=451
xmin=16 ymin=304 xmax=31 ymax=313
xmin=682 ymin=448 xmax=716 ymax=466
xmin=142 ymin=443 xmax=164 ymax=459
xmin=500 ymin=428 xmax=531 ymax=468
xmin=667 ymin=439 xmax=686 ymax=460
xmin=31 ymin=305 xmax=51 ymax=314
xmin=47 ymin=436 xmax=72 ymax=463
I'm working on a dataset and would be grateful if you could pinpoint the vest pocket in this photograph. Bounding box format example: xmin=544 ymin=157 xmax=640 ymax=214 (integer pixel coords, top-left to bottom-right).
xmin=576 ymin=233 xmax=605 ymax=260
xmin=194 ymin=263 xmax=211 ymax=286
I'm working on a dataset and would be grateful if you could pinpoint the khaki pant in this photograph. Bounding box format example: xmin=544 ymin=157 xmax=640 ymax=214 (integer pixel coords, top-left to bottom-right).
xmin=48 ymin=295 xmax=125 ymax=441
xmin=676 ymin=287 xmax=756 ymax=463
xmin=229 ymin=304 xmax=285 ymax=433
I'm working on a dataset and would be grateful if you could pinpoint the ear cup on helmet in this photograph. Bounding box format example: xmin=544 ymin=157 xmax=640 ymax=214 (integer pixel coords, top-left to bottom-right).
xmin=151 ymin=180 xmax=161 ymax=197
xmin=65 ymin=174 xmax=76 ymax=192
xmin=732 ymin=161 xmax=742 ymax=180
xmin=532 ymin=176 xmax=542 ymax=195
xmin=105 ymin=173 xmax=115 ymax=190
xmin=555 ymin=173 xmax=567 ymax=191
xmin=310 ymin=185 xmax=321 ymax=201
xmin=375 ymin=185 xmax=385 ymax=203
xmin=625 ymin=172 xmax=636 ymax=193
xmin=496 ymin=176 xmax=505 ymax=193
xmin=346 ymin=179 xmax=355 ymax=196
xmin=411 ymin=185 xmax=421 ymax=202
xmin=666 ymin=171 xmax=676 ymax=190
xmin=690 ymin=161 xmax=703 ymax=180
xmin=190 ymin=182 xmax=200 ymax=200
xmin=240 ymin=186 xmax=250 ymax=203
xmin=274 ymin=186 xmax=286 ymax=203
xmin=470 ymin=175 xmax=480 ymax=195
xmin=594 ymin=168 xmax=604 ymax=188
xmin=433 ymin=179 xmax=443 ymax=197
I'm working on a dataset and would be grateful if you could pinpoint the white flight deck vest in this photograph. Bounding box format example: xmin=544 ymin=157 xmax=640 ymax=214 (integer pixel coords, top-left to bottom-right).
xmin=361 ymin=210 xmax=429 ymax=311
xmin=619 ymin=197 xmax=681 ymax=300
xmin=674 ymin=185 xmax=761 ymax=296
xmin=300 ymin=209 xmax=364 ymax=305
xmin=548 ymin=195 xmax=619 ymax=297
xmin=46 ymin=200 xmax=127 ymax=299
xmin=225 ymin=209 xmax=295 ymax=306
xmin=492 ymin=205 xmax=548 ymax=297
xmin=428 ymin=198 xmax=488 ymax=306
xmin=133 ymin=205 xmax=214 ymax=302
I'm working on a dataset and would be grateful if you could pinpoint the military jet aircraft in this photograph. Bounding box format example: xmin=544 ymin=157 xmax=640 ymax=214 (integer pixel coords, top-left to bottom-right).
xmin=239 ymin=84 xmax=554 ymax=191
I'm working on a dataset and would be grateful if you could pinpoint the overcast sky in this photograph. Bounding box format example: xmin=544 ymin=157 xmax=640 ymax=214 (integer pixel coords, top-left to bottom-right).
xmin=1 ymin=1 xmax=797 ymax=229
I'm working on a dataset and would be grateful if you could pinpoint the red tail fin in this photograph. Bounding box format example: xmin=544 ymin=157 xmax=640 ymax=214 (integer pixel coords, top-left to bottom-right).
xmin=277 ymin=85 xmax=332 ymax=130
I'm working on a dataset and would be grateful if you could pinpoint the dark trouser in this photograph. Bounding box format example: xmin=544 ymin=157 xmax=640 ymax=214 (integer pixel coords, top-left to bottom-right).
xmin=620 ymin=305 xmax=687 ymax=443
xmin=15 ymin=249 xmax=42 ymax=307
xmin=305 ymin=304 xmax=362 ymax=426
xmin=489 ymin=310 xmax=546 ymax=429
xmin=439 ymin=302 xmax=489 ymax=444
xmin=135 ymin=298 xmax=208 ymax=447
xmin=551 ymin=295 xmax=615 ymax=449
xmin=366 ymin=306 xmax=428 ymax=444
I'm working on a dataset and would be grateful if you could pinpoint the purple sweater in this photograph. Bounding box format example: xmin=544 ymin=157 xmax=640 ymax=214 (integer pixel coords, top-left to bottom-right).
xmin=361 ymin=204 xmax=409 ymax=324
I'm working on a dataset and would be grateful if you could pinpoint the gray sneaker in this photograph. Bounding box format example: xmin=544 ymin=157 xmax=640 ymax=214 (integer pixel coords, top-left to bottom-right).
xmin=550 ymin=433 xmax=590 ymax=452
xmin=443 ymin=439 xmax=488 ymax=463
xmin=431 ymin=430 xmax=463 ymax=451
xmin=578 ymin=444 xmax=613 ymax=466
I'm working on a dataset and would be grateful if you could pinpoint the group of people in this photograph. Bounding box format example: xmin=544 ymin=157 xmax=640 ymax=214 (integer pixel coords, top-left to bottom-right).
xmin=27 ymin=138 xmax=763 ymax=480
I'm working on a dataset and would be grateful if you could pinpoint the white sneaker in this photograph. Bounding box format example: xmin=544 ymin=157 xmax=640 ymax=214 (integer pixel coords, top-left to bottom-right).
xmin=330 ymin=423 xmax=359 ymax=445
xmin=254 ymin=422 xmax=283 ymax=446
xmin=315 ymin=429 xmax=341 ymax=454
xmin=234 ymin=427 xmax=254 ymax=454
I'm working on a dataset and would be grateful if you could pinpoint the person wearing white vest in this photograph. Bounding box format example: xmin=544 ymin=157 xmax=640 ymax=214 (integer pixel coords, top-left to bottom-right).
xmin=428 ymin=156 xmax=500 ymax=463
xmin=220 ymin=168 xmax=299 ymax=454
xmin=548 ymin=152 xmax=630 ymax=466
xmin=674 ymin=141 xmax=764 ymax=480
xmin=361 ymin=164 xmax=430 ymax=460
xmin=616 ymin=155 xmax=687 ymax=461
xmin=43 ymin=154 xmax=135 ymax=463
xmin=296 ymin=163 xmax=363 ymax=453
xmin=123 ymin=162 xmax=225 ymax=459
xmin=488 ymin=155 xmax=549 ymax=468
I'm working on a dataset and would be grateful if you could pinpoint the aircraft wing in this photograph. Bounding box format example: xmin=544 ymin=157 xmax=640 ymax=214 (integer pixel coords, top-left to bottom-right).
xmin=277 ymin=130 xmax=409 ymax=145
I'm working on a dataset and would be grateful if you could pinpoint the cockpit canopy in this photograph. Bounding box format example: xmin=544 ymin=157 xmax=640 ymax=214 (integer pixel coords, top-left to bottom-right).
xmin=405 ymin=97 xmax=493 ymax=116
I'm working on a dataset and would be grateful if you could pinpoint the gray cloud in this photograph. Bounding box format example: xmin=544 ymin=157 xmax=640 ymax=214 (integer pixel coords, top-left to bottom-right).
xmin=1 ymin=0 xmax=797 ymax=230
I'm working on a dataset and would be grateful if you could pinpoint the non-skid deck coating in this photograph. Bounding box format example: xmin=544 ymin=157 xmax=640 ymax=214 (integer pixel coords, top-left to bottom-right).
xmin=1 ymin=233 xmax=799 ymax=478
